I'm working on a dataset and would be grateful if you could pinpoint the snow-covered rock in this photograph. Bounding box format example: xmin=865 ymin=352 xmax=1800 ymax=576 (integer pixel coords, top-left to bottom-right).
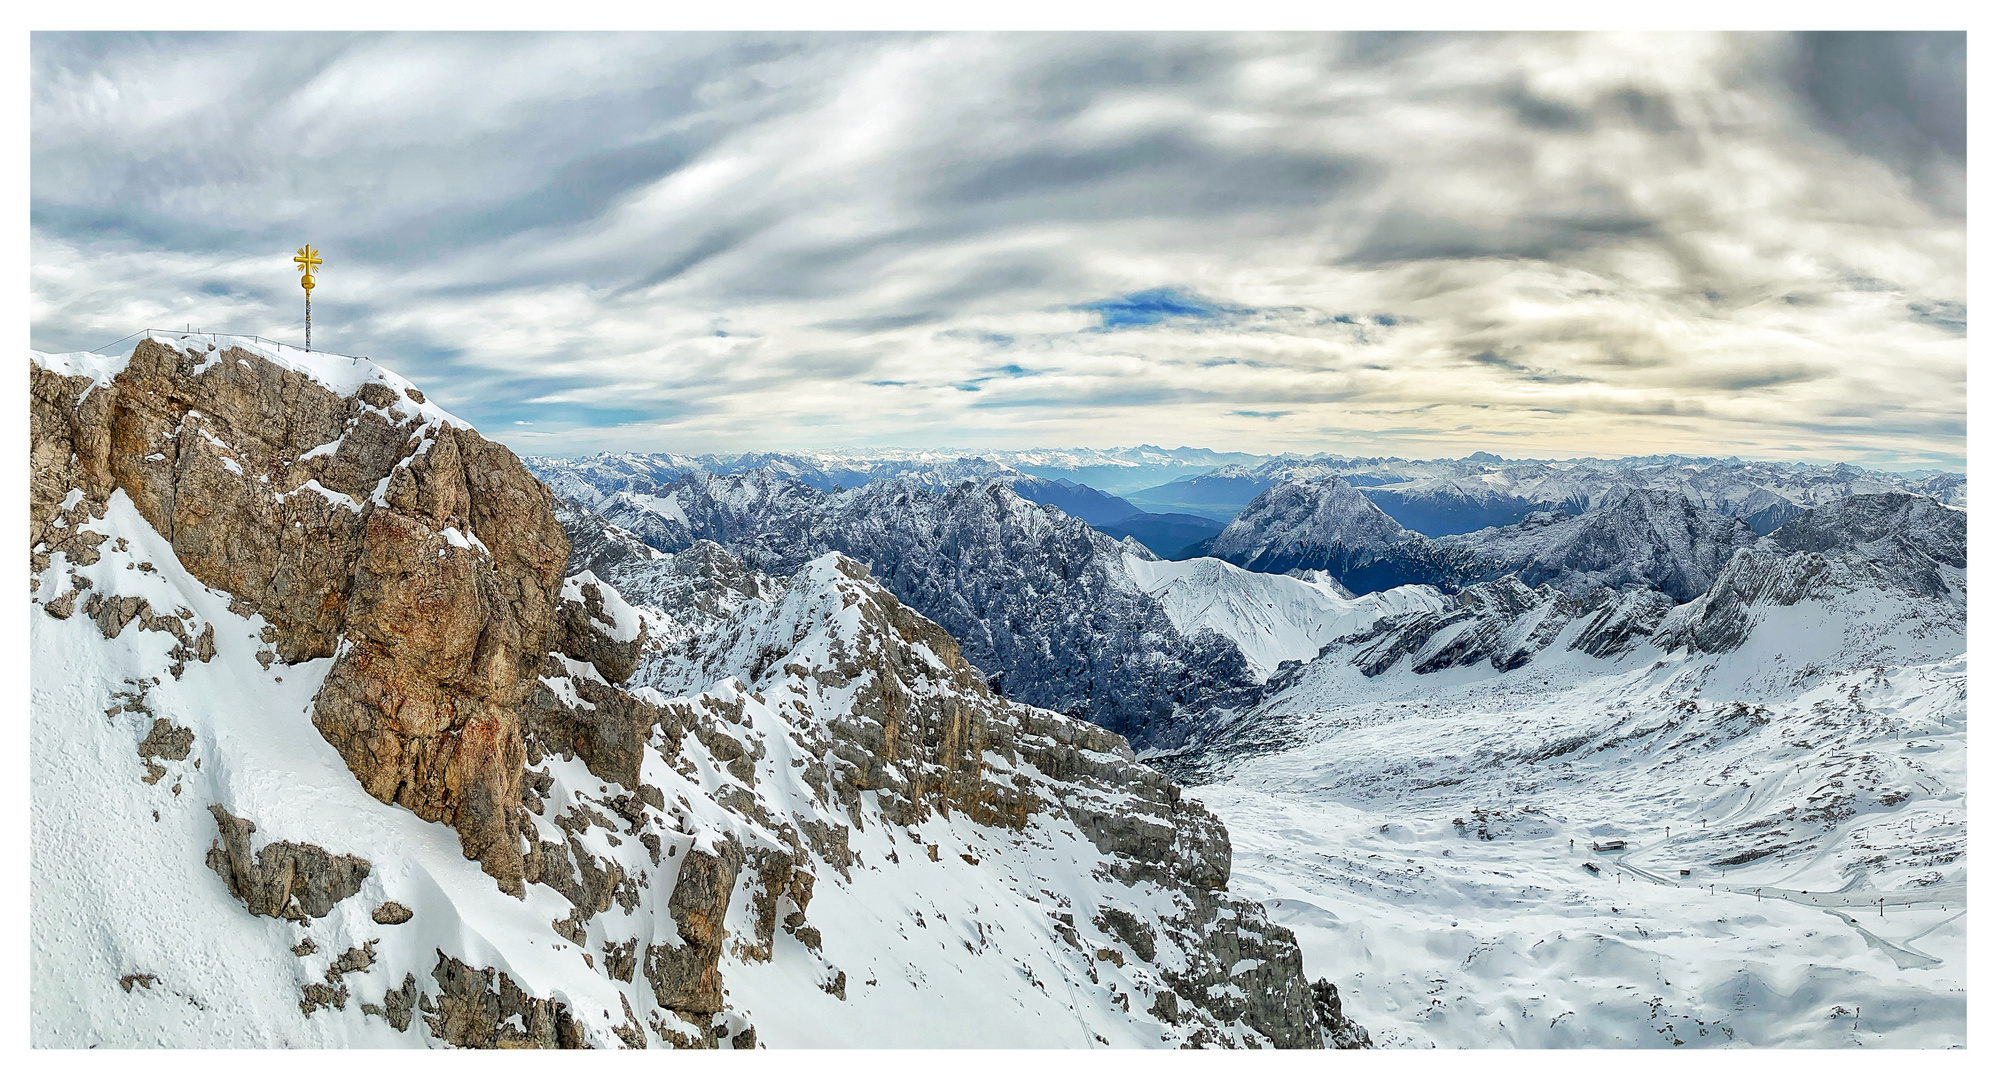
xmin=544 ymin=472 xmax=1265 ymax=745
xmin=1436 ymin=488 xmax=1762 ymax=603
xmin=1205 ymin=476 xmax=1415 ymax=586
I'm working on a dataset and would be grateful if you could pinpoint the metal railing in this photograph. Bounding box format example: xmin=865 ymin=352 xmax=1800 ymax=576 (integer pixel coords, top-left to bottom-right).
xmin=89 ymin=327 xmax=372 ymax=364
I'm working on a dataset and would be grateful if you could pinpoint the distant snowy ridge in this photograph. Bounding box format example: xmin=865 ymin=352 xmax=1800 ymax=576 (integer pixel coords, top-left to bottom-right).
xmin=1130 ymin=452 xmax=1963 ymax=534
xmin=538 ymin=469 xmax=1267 ymax=745
xmin=1123 ymin=553 xmax=1448 ymax=679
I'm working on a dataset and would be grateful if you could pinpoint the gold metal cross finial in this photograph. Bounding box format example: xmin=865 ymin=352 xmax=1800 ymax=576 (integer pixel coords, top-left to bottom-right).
xmin=294 ymin=244 xmax=321 ymax=291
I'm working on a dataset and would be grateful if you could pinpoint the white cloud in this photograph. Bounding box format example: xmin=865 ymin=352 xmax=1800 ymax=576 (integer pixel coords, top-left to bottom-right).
xmin=30 ymin=31 xmax=1965 ymax=469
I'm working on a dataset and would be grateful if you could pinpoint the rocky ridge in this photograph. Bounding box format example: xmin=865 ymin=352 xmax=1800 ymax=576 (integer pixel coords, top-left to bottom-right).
xmin=541 ymin=470 xmax=1264 ymax=745
xmin=1207 ymin=479 xmax=1773 ymax=604
xmin=33 ymin=335 xmax=568 ymax=891
xmin=1230 ymin=492 xmax=1965 ymax=693
xmin=30 ymin=338 xmax=1332 ymax=1048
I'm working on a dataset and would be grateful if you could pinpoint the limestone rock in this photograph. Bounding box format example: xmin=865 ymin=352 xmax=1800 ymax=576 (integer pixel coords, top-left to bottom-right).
xmin=32 ymin=342 xmax=573 ymax=894
xmin=596 ymin=543 xmax=1329 ymax=1047
xmin=203 ymin=805 xmax=371 ymax=921
xmin=645 ymin=835 xmax=743 ymax=1016
xmin=424 ymin=951 xmax=588 ymax=1048
xmin=1311 ymin=978 xmax=1374 ymax=1049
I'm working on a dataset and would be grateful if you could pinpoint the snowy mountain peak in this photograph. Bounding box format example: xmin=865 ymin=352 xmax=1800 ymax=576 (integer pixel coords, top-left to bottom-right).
xmin=1207 ymin=476 xmax=1409 ymax=576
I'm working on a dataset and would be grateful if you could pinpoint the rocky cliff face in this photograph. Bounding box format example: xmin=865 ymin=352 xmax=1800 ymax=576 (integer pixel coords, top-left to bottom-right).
xmin=1437 ymin=488 xmax=1762 ymax=602
xmin=1205 ymin=481 xmax=1765 ymax=603
xmin=32 ymin=337 xmax=568 ymax=891
xmin=572 ymin=544 xmax=1327 ymax=1046
xmin=1218 ymin=491 xmax=1964 ymax=693
xmin=1767 ymin=493 xmax=1965 ymax=598
xmin=31 ymin=338 xmax=1327 ymax=1048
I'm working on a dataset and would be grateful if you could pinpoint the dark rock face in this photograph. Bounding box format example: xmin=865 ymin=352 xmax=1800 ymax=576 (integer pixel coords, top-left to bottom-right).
xmin=1567 ymin=587 xmax=1677 ymax=658
xmin=1207 ymin=482 xmax=1761 ymax=604
xmin=1343 ymin=577 xmax=1576 ymax=678
xmin=645 ymin=837 xmax=743 ymax=1018
xmin=550 ymin=575 xmax=645 ymax=683
xmin=204 ymin=805 xmax=372 ymax=921
xmin=1770 ymin=492 xmax=1965 ymax=597
xmin=1311 ymin=979 xmax=1374 ymax=1048
xmin=1483 ymin=489 xmax=1761 ymax=602
xmin=425 ymin=952 xmax=588 ymax=1048
xmin=1649 ymin=494 xmax=1968 ymax=656
xmin=1208 ymin=476 xmax=1414 ymax=579
xmin=1651 ymin=550 xmax=1835 ymax=655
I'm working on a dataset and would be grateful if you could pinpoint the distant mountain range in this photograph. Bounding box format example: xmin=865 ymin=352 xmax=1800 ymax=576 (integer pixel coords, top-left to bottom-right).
xmin=532 ymin=449 xmax=1963 ymax=547
xmin=528 ymin=448 xmax=1965 ymax=748
xmin=1125 ymin=453 xmax=1965 ymax=534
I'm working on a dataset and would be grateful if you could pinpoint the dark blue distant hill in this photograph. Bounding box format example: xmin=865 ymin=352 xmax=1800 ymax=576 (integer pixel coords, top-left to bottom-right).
xmin=1003 ymin=476 xmax=1143 ymax=526
xmin=1096 ymin=512 xmax=1229 ymax=559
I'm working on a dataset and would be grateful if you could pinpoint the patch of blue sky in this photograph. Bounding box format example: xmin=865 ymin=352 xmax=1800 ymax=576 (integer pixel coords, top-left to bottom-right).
xmin=1075 ymin=288 xmax=1242 ymax=329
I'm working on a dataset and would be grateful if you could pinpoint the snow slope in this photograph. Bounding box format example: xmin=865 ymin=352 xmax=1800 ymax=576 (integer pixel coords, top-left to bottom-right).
xmin=1168 ymin=556 xmax=1966 ymax=1048
xmin=32 ymin=483 xmax=1316 ymax=1047
xmin=1121 ymin=553 xmax=1447 ymax=679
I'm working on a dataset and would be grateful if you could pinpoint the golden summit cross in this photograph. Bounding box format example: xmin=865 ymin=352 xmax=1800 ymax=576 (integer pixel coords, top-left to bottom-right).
xmin=293 ymin=244 xmax=321 ymax=347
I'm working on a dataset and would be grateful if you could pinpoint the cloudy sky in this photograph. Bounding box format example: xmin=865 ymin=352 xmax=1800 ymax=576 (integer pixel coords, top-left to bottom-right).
xmin=30 ymin=31 xmax=1966 ymax=468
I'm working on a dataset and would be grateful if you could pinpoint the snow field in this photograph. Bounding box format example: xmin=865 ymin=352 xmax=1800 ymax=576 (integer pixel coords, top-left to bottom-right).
xmin=1184 ymin=595 xmax=1966 ymax=1048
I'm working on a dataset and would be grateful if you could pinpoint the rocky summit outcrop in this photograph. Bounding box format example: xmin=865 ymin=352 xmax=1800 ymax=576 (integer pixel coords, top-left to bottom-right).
xmin=31 ymin=337 xmax=569 ymax=892
xmin=31 ymin=340 xmax=1335 ymax=1048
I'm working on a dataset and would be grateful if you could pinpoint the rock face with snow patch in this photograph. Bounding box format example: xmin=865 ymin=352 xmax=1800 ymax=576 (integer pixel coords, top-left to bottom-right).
xmin=1207 ymin=480 xmax=1762 ymax=603
xmin=1437 ymin=488 xmax=1760 ymax=602
xmin=1766 ymin=493 xmax=1965 ymax=598
xmin=204 ymin=805 xmax=373 ymax=921
xmin=1232 ymin=492 xmax=1966 ymax=688
xmin=32 ymin=338 xmax=571 ymax=892
xmin=586 ymin=545 xmax=1329 ymax=1047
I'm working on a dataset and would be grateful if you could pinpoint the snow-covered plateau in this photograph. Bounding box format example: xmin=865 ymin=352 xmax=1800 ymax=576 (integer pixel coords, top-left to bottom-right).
xmin=1159 ymin=530 xmax=1967 ymax=1047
